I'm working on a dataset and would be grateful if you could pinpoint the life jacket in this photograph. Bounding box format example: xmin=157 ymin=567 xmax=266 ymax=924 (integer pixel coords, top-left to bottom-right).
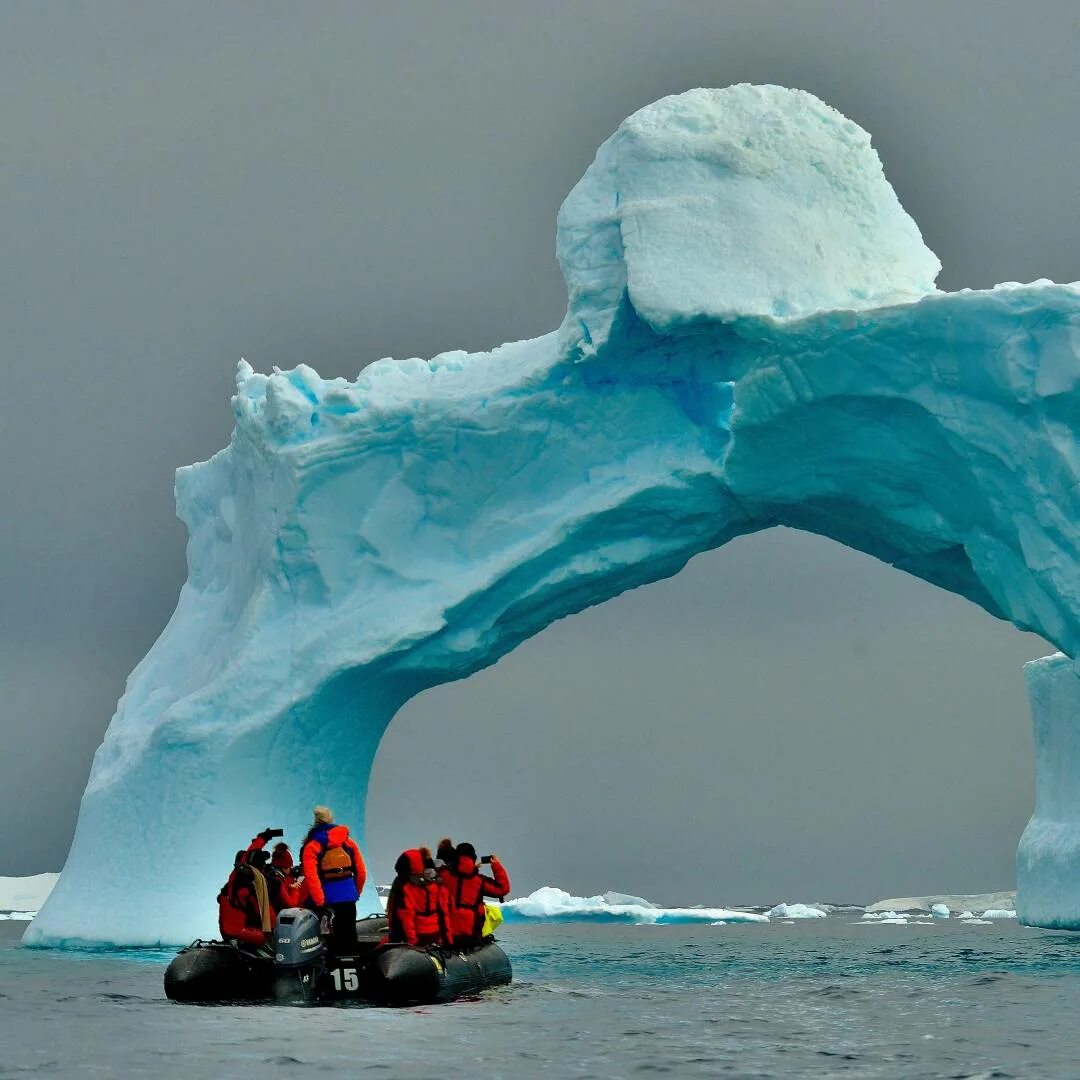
xmin=442 ymin=854 xmax=510 ymax=941
xmin=320 ymin=845 xmax=353 ymax=882
xmin=301 ymin=824 xmax=366 ymax=906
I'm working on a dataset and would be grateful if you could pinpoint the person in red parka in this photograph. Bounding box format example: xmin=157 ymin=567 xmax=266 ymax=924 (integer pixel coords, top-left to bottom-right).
xmin=217 ymin=828 xmax=280 ymax=949
xmin=265 ymin=842 xmax=307 ymax=912
xmin=439 ymin=842 xmax=510 ymax=948
xmin=385 ymin=849 xmax=453 ymax=948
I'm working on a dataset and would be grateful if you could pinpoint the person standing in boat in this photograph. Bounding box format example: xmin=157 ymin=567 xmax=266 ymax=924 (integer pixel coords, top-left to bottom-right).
xmin=439 ymin=842 xmax=510 ymax=948
xmin=300 ymin=806 xmax=367 ymax=955
xmin=385 ymin=848 xmax=454 ymax=947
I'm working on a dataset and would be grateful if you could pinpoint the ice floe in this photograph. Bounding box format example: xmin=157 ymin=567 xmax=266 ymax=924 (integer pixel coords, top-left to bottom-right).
xmin=500 ymin=887 xmax=769 ymax=924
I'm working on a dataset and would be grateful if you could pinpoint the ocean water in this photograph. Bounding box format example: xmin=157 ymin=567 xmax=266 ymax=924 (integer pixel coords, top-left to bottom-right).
xmin=3 ymin=917 xmax=1080 ymax=1078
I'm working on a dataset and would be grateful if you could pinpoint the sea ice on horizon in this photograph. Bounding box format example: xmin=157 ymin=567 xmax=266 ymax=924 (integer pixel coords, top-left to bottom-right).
xmin=865 ymin=891 xmax=1015 ymax=915
xmin=766 ymin=903 xmax=828 ymax=919
xmin=500 ymin=887 xmax=769 ymax=925
xmin=0 ymin=874 xmax=58 ymax=915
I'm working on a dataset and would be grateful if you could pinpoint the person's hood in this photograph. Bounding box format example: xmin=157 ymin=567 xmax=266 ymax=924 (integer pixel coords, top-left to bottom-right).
xmin=310 ymin=823 xmax=351 ymax=847
xmin=395 ymin=848 xmax=425 ymax=879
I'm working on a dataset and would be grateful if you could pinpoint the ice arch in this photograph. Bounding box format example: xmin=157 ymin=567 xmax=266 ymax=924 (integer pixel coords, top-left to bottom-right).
xmin=28 ymin=85 xmax=1080 ymax=945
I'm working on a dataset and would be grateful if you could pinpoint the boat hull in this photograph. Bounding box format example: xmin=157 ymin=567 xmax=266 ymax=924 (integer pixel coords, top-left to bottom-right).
xmin=358 ymin=940 xmax=512 ymax=1006
xmin=164 ymin=920 xmax=511 ymax=1006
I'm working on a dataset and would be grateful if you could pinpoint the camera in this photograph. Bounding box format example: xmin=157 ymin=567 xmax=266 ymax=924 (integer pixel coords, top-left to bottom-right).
xmin=266 ymin=828 xmax=285 ymax=839
xmin=480 ymin=855 xmax=494 ymax=865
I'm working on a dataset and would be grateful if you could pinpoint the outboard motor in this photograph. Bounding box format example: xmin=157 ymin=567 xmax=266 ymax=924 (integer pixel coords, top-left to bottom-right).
xmin=272 ymin=907 xmax=326 ymax=1002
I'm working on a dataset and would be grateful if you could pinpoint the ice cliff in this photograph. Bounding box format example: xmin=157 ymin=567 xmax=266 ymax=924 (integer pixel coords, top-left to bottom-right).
xmin=26 ymin=85 xmax=1080 ymax=946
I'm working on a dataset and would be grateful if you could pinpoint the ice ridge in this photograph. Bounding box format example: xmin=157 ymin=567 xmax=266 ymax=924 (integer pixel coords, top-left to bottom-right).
xmin=26 ymin=85 xmax=1080 ymax=947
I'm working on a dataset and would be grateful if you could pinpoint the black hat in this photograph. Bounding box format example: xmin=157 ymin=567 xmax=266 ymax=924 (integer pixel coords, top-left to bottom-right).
xmin=456 ymin=842 xmax=477 ymax=860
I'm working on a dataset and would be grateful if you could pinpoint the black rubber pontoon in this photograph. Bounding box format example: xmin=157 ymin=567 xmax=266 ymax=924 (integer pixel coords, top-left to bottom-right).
xmin=164 ymin=912 xmax=512 ymax=1006
xmin=363 ymin=940 xmax=512 ymax=1006
xmin=164 ymin=939 xmax=274 ymax=1003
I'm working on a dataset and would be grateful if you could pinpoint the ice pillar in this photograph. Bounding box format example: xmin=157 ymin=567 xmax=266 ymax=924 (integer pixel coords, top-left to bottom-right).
xmin=1017 ymin=654 xmax=1080 ymax=928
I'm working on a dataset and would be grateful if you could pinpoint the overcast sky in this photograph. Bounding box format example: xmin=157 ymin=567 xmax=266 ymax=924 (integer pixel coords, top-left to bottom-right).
xmin=1 ymin=1 xmax=1076 ymax=905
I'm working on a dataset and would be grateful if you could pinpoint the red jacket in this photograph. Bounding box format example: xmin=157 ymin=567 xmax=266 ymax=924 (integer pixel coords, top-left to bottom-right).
xmin=218 ymin=875 xmax=268 ymax=946
xmin=386 ymin=850 xmax=454 ymax=947
xmin=301 ymin=824 xmax=367 ymax=907
xmin=440 ymin=855 xmax=510 ymax=940
xmin=280 ymin=873 xmax=308 ymax=910
xmin=217 ymin=836 xmax=273 ymax=946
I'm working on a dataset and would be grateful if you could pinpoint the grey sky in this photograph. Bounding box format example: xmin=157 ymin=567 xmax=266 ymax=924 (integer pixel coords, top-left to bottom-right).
xmin=1 ymin=1 xmax=1075 ymax=904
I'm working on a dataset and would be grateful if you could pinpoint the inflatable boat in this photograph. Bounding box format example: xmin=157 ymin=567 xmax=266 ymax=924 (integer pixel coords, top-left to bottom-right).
xmin=164 ymin=908 xmax=511 ymax=1006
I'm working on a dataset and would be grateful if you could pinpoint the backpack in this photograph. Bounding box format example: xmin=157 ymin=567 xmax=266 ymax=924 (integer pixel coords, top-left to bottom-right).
xmin=320 ymin=843 xmax=353 ymax=882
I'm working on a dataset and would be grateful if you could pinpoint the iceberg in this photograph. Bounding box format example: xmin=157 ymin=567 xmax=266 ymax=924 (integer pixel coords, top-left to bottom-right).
xmin=766 ymin=903 xmax=828 ymax=919
xmin=25 ymin=84 xmax=1080 ymax=947
xmin=500 ymin=887 xmax=768 ymax=925
xmin=1017 ymin=656 xmax=1080 ymax=927
xmin=865 ymin=891 xmax=1015 ymax=915
xmin=0 ymin=874 xmax=58 ymax=915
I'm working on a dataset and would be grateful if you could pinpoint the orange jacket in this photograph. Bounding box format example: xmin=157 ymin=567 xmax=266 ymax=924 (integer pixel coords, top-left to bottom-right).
xmin=440 ymin=855 xmax=510 ymax=940
xmin=300 ymin=823 xmax=367 ymax=907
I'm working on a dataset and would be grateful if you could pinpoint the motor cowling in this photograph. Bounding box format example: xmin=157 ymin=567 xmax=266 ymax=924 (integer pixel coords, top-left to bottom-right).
xmin=273 ymin=907 xmax=325 ymax=968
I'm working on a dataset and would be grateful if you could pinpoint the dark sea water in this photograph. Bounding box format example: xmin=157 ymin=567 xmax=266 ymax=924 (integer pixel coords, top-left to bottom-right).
xmin=3 ymin=916 xmax=1080 ymax=1078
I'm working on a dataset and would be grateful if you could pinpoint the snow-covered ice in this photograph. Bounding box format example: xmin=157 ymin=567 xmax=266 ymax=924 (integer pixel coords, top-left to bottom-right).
xmin=767 ymin=903 xmax=828 ymax=919
xmin=0 ymin=874 xmax=58 ymax=914
xmin=931 ymin=904 xmax=950 ymax=919
xmin=25 ymin=84 xmax=1080 ymax=947
xmin=500 ymin=887 xmax=768 ymax=925
xmin=865 ymin=891 xmax=1015 ymax=915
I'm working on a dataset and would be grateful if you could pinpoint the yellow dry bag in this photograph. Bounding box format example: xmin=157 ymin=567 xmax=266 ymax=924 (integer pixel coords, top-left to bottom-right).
xmin=481 ymin=903 xmax=504 ymax=937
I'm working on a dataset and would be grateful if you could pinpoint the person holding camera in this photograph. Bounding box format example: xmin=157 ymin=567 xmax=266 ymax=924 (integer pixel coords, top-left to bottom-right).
xmin=216 ymin=827 xmax=284 ymax=950
xmin=265 ymin=841 xmax=307 ymax=912
xmin=300 ymin=806 xmax=367 ymax=955
xmin=438 ymin=841 xmax=510 ymax=949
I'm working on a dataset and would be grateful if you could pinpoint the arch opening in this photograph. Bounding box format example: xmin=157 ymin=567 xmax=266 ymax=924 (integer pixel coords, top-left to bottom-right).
xmin=368 ymin=529 xmax=1050 ymax=909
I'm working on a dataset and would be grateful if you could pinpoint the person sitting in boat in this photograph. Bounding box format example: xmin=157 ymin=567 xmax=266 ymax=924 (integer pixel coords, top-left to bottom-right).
xmin=216 ymin=828 xmax=282 ymax=950
xmin=386 ymin=848 xmax=454 ymax=948
xmin=300 ymin=806 xmax=367 ymax=955
xmin=265 ymin=842 xmax=306 ymax=912
xmin=436 ymin=836 xmax=456 ymax=875
xmin=439 ymin=842 xmax=510 ymax=949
